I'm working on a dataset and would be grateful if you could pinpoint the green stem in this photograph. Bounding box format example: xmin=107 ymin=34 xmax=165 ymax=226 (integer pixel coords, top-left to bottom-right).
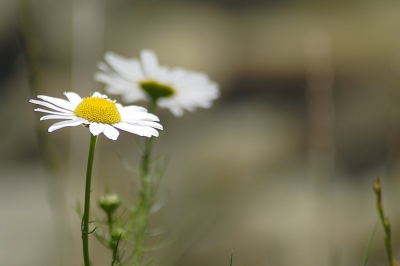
xmin=133 ymin=100 xmax=158 ymax=265
xmin=17 ymin=0 xmax=42 ymax=96
xmin=149 ymin=99 xmax=157 ymax=115
xmin=134 ymin=137 xmax=156 ymax=265
xmin=82 ymin=134 xmax=98 ymax=266
xmin=107 ymin=212 xmax=113 ymax=237
xmin=362 ymin=219 xmax=379 ymax=266
xmin=373 ymin=178 xmax=398 ymax=266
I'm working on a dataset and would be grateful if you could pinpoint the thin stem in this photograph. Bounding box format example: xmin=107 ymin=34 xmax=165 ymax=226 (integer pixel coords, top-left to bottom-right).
xmin=107 ymin=212 xmax=121 ymax=264
xmin=82 ymin=134 xmax=98 ymax=266
xmin=17 ymin=0 xmax=42 ymax=96
xmin=373 ymin=178 xmax=398 ymax=266
xmin=107 ymin=212 xmax=113 ymax=237
xmin=133 ymin=100 xmax=158 ymax=265
xmin=148 ymin=99 xmax=157 ymax=115
xmin=362 ymin=219 xmax=379 ymax=266
xmin=111 ymin=233 xmax=122 ymax=266
xmin=133 ymin=136 xmax=156 ymax=265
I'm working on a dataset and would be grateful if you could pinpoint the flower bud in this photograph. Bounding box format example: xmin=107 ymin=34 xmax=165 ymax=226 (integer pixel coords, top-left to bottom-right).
xmin=98 ymin=193 xmax=121 ymax=214
xmin=111 ymin=227 xmax=126 ymax=241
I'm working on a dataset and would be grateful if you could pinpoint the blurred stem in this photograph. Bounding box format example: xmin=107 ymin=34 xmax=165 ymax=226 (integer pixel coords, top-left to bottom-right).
xmin=82 ymin=134 xmax=98 ymax=266
xmin=17 ymin=0 xmax=41 ymax=95
xmin=133 ymin=136 xmax=156 ymax=265
xmin=107 ymin=212 xmax=113 ymax=239
xmin=17 ymin=0 xmax=58 ymax=167
xmin=107 ymin=212 xmax=122 ymax=265
xmin=111 ymin=233 xmax=122 ymax=266
xmin=373 ymin=178 xmax=398 ymax=266
xmin=133 ymin=100 xmax=158 ymax=265
xmin=362 ymin=219 xmax=379 ymax=266
xmin=149 ymin=99 xmax=157 ymax=115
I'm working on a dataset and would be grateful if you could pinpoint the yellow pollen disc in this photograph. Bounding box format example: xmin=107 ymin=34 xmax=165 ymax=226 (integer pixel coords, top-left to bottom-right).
xmin=74 ymin=97 xmax=121 ymax=124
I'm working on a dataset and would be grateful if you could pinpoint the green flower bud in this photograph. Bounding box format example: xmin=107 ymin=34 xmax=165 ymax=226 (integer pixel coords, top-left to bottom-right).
xmin=111 ymin=227 xmax=126 ymax=241
xmin=98 ymin=193 xmax=121 ymax=214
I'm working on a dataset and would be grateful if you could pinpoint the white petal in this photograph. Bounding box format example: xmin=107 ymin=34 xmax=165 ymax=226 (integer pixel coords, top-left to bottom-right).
xmin=33 ymin=108 xmax=73 ymax=116
xmin=130 ymin=120 xmax=163 ymax=130
xmin=158 ymin=100 xmax=184 ymax=117
xmin=40 ymin=114 xmax=77 ymax=121
xmin=89 ymin=123 xmax=105 ymax=136
xmin=30 ymin=99 xmax=72 ymax=114
xmin=121 ymin=92 xmax=147 ymax=103
xmin=96 ymin=72 xmax=140 ymax=90
xmin=48 ymin=119 xmax=84 ymax=132
xmin=114 ymin=122 xmax=159 ymax=138
xmin=92 ymin=92 xmax=108 ymax=99
xmin=37 ymin=95 xmax=75 ymax=111
xmin=120 ymin=111 xmax=160 ymax=123
xmin=103 ymin=125 xmax=120 ymax=140
xmin=141 ymin=50 xmax=159 ymax=78
xmin=118 ymin=105 xmax=148 ymax=113
xmin=64 ymin=92 xmax=82 ymax=105
xmin=169 ymin=106 xmax=184 ymax=117
xmin=104 ymin=52 xmax=144 ymax=80
xmin=97 ymin=61 xmax=111 ymax=72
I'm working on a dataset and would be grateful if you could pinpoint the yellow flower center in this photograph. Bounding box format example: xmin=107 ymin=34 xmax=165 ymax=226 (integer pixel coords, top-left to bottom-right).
xmin=74 ymin=97 xmax=121 ymax=124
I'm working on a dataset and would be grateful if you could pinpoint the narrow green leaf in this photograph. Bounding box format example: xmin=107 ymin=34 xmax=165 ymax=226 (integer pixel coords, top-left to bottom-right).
xmin=362 ymin=219 xmax=379 ymax=266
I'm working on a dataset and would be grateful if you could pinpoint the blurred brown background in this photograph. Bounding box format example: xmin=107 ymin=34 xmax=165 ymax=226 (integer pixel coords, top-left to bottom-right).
xmin=1 ymin=0 xmax=400 ymax=265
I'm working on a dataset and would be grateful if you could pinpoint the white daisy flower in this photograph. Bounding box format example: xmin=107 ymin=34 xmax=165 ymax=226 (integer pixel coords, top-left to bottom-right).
xmin=30 ymin=92 xmax=163 ymax=140
xmin=94 ymin=49 xmax=219 ymax=116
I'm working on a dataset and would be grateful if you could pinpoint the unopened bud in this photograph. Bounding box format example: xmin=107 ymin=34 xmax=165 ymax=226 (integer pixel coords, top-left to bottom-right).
xmin=111 ymin=227 xmax=126 ymax=241
xmin=98 ymin=193 xmax=121 ymax=214
xmin=373 ymin=178 xmax=381 ymax=195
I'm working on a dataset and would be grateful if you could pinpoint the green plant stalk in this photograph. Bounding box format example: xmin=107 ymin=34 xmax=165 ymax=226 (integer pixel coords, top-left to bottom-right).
xmin=133 ymin=100 xmax=158 ymax=265
xmin=362 ymin=219 xmax=379 ymax=266
xmin=133 ymin=136 xmax=156 ymax=265
xmin=373 ymin=178 xmax=398 ymax=266
xmin=111 ymin=233 xmax=122 ymax=266
xmin=107 ymin=212 xmax=122 ymax=265
xmin=107 ymin=212 xmax=113 ymax=235
xmin=82 ymin=134 xmax=99 ymax=266
xmin=17 ymin=0 xmax=41 ymax=96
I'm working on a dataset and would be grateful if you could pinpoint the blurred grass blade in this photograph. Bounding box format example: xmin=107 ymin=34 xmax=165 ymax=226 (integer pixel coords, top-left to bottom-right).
xmin=111 ymin=233 xmax=122 ymax=266
xmin=230 ymin=251 xmax=233 ymax=266
xmin=362 ymin=219 xmax=379 ymax=266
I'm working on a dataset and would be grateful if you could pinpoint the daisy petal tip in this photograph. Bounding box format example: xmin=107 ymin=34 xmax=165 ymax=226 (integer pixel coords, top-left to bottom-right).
xmin=105 ymin=51 xmax=116 ymax=57
xmin=103 ymin=125 xmax=120 ymax=140
xmin=141 ymin=49 xmax=155 ymax=55
xmin=104 ymin=134 xmax=118 ymax=141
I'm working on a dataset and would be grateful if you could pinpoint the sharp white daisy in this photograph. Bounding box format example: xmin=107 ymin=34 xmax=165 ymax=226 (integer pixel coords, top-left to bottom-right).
xmin=94 ymin=49 xmax=219 ymax=116
xmin=30 ymin=92 xmax=163 ymax=140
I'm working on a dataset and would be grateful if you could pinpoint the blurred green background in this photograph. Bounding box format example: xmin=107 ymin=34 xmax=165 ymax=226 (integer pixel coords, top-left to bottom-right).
xmin=1 ymin=0 xmax=400 ymax=265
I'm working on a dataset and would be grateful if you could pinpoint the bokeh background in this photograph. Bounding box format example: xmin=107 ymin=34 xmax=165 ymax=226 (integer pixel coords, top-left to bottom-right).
xmin=1 ymin=0 xmax=400 ymax=265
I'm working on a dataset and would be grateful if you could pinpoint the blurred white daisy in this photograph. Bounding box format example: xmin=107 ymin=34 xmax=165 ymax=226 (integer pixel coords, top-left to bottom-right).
xmin=30 ymin=92 xmax=162 ymax=140
xmin=94 ymin=49 xmax=219 ymax=116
